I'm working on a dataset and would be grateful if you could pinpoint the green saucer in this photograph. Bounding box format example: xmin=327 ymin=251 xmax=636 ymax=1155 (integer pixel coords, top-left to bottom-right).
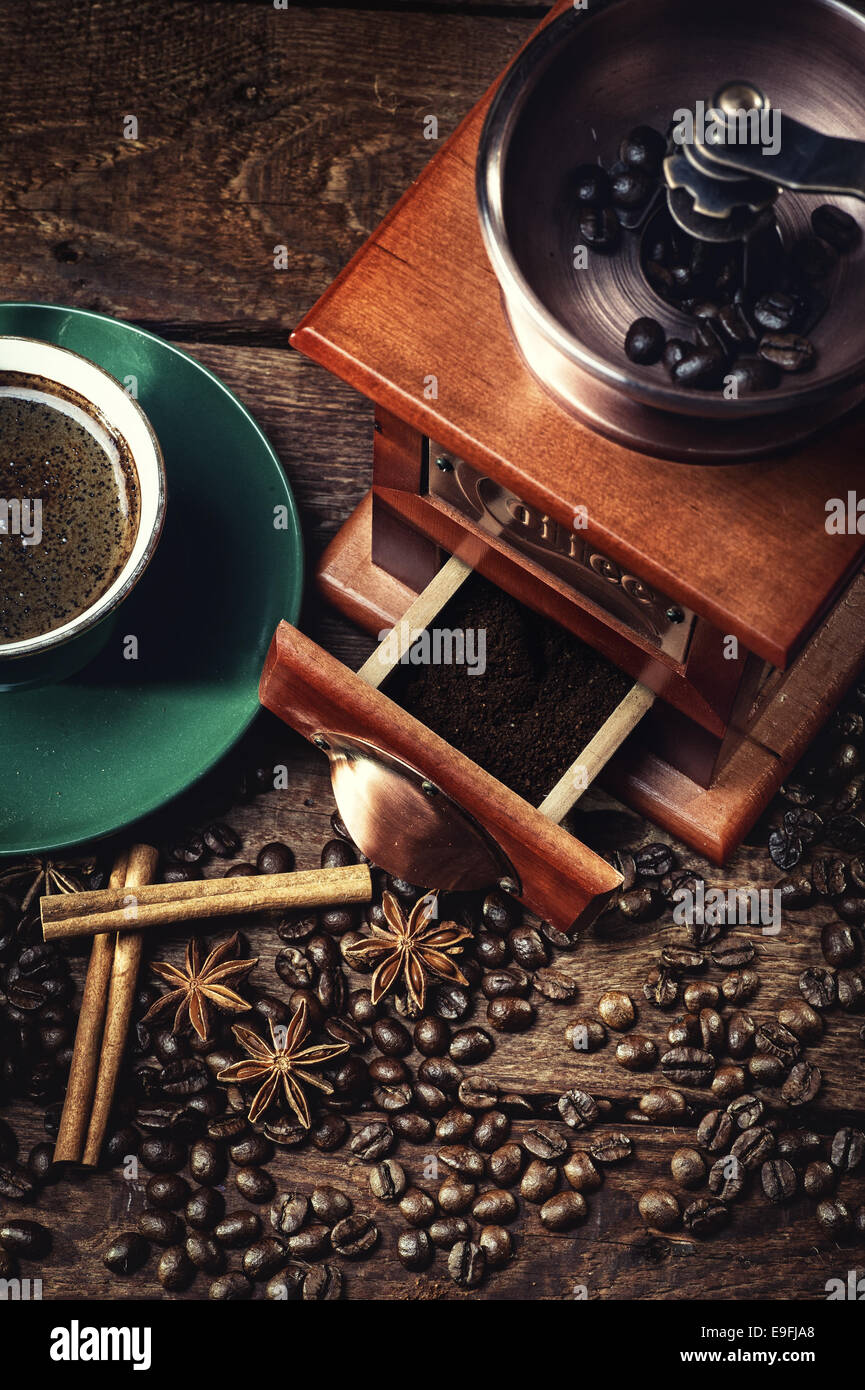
xmin=0 ymin=304 xmax=303 ymax=856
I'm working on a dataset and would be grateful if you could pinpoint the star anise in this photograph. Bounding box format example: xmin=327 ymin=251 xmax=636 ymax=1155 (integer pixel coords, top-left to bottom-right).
xmin=0 ymin=855 xmax=96 ymax=911
xmin=216 ymin=1000 xmax=349 ymax=1126
xmin=142 ymin=932 xmax=258 ymax=1042
xmin=350 ymin=891 xmax=472 ymax=1010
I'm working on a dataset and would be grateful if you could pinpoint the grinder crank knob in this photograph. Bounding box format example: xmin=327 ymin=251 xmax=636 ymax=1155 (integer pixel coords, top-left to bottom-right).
xmin=665 ymin=79 xmax=865 ymax=241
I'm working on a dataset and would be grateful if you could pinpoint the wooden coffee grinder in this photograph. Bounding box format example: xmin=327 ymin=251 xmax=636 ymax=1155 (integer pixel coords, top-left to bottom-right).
xmin=261 ymin=0 xmax=865 ymax=934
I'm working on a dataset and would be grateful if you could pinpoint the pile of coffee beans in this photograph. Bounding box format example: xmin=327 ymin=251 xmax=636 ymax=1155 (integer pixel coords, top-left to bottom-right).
xmin=571 ymin=119 xmax=861 ymax=392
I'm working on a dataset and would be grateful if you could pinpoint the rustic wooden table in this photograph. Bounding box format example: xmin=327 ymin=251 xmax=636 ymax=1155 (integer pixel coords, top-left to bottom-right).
xmin=1 ymin=0 xmax=863 ymax=1302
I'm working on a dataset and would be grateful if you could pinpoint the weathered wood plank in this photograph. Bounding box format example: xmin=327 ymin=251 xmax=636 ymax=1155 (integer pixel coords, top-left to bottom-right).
xmin=0 ymin=2 xmax=536 ymax=334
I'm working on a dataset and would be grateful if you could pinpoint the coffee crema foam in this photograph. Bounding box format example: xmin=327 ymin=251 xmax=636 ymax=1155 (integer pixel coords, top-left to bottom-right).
xmin=0 ymin=374 xmax=140 ymax=644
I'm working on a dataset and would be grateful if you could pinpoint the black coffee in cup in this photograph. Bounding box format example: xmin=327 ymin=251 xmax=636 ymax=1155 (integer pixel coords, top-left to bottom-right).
xmin=0 ymin=373 xmax=140 ymax=644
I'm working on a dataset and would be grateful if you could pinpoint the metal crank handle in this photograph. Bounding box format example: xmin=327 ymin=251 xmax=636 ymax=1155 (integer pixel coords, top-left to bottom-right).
xmin=698 ymin=84 xmax=865 ymax=202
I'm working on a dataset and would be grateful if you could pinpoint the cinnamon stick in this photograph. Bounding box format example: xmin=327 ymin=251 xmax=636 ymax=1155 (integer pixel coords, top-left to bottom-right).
xmin=81 ymin=844 xmax=159 ymax=1167
xmin=54 ymin=850 xmax=130 ymax=1165
xmin=41 ymin=863 xmax=372 ymax=941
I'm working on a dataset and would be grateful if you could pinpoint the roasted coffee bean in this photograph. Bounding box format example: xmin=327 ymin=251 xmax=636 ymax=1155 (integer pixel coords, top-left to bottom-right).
xmin=414 ymin=1081 xmax=448 ymax=1117
xmin=264 ymin=1117 xmax=307 ymax=1148
xmin=620 ymin=125 xmax=665 ymax=174
xmin=243 ymin=1237 xmax=288 ymax=1281
xmin=540 ymin=1191 xmax=587 ymax=1231
xmin=320 ymin=837 xmax=355 ymax=870
xmin=626 ymin=317 xmax=665 ymax=365
xmin=643 ymin=967 xmax=678 ymax=1010
xmin=104 ymin=1232 xmax=149 ymax=1276
xmin=667 ymin=1014 xmax=700 ymax=1047
xmin=285 ymin=1224 xmax=330 ymax=1261
xmin=439 ymin=1178 xmax=475 ymax=1212
xmin=759 ymin=332 xmax=816 ymax=372
xmin=590 ymin=1133 xmax=633 ymax=1166
xmin=436 ymin=1108 xmax=474 ymax=1143
xmin=392 ymin=1112 xmax=433 ymax=1144
xmin=157 ymin=1245 xmax=195 ymax=1292
xmin=229 ymin=1134 xmax=274 ymax=1169
xmin=720 ymin=970 xmax=759 ymax=1004
xmin=557 ymin=1088 xmax=599 ymax=1129
xmin=777 ymin=874 xmax=814 ymax=910
xmin=699 ymin=1008 xmax=725 ymax=1055
xmin=830 ymin=1126 xmax=865 ymax=1173
xmin=369 ymin=1056 xmax=408 ymax=1086
xmin=532 ymin=966 xmax=579 ymax=1003
xmin=269 ymin=1191 xmax=310 ymax=1237
xmin=754 ymin=290 xmax=799 ymax=332
xmin=448 ymin=1239 xmax=485 ymax=1289
xmin=574 ymin=162 xmax=612 ymax=207
xmin=311 ymin=1114 xmax=348 ymax=1151
xmin=520 ymin=1159 xmax=559 ymax=1203
xmin=145 ymin=1174 xmax=190 ymax=1210
xmin=449 ymin=1026 xmax=493 ymax=1064
xmin=418 ymin=1055 xmax=461 ymax=1093
xmin=565 ymin=1017 xmax=607 ymax=1052
xmin=214 ymin=1211 xmax=261 ymax=1248
xmin=369 ymin=1158 xmax=406 ymax=1201
xmin=731 ymin=1126 xmax=775 ymax=1170
xmin=371 ymin=1017 xmax=411 ymax=1057
xmin=522 ymin=1122 xmax=568 ymax=1162
xmin=278 ymin=912 xmax=318 ymax=945
xmin=189 ymin=1139 xmax=227 ymax=1187
xmin=210 ymin=1272 xmax=253 ymax=1301
xmin=0 ymin=1218 xmax=51 ymax=1257
xmin=27 ymin=1141 xmax=56 ymax=1185
xmin=481 ymin=967 xmax=529 ymax=1000
xmin=670 ymin=1147 xmax=706 ymax=1188
xmin=473 ymin=1111 xmax=510 ymax=1152
xmin=821 ymin=921 xmax=860 ymax=968
xmin=185 ymin=1232 xmax=225 ymax=1274
xmin=507 ymin=926 xmax=547 ymax=971
xmin=579 ymin=206 xmax=620 ymax=252
xmin=727 ymin=1010 xmax=756 ymax=1059
xmin=455 ymin=1075 xmax=497 ymax=1113
xmin=414 ymin=1016 xmax=450 ymax=1057
xmin=331 ymin=1213 xmax=378 ymax=1259
xmin=712 ymin=1066 xmax=746 ymax=1102
xmin=597 ymin=990 xmax=635 ymax=1031
xmin=399 ymin=1187 xmax=436 ymax=1227
xmin=697 ymin=1109 xmax=735 ymax=1153
xmin=184 ymin=1187 xmax=224 ymax=1231
xmin=683 ymin=1197 xmax=729 ymax=1236
xmin=781 ymin=1061 xmax=822 ymax=1107
xmin=234 ymin=1166 xmax=275 ymax=1203
xmin=708 ymin=1155 xmax=746 ymax=1202
xmin=206 ymin=1114 xmax=247 ymax=1143
xmin=817 ymin=1199 xmax=852 ymax=1235
xmin=638 ymin=1087 xmax=688 ymax=1122
xmin=776 ymin=1130 xmax=822 ymax=1166
xmin=439 ymin=1144 xmax=485 ymax=1180
xmin=255 ymin=839 xmax=296 ymax=872
xmin=489 ymin=1141 xmax=524 ymax=1187
xmin=837 ymin=968 xmax=865 ymax=1010
xmin=487 ymin=997 xmax=534 ymax=1033
xmin=615 ymin=1034 xmax=658 ymax=1071
xmin=478 ymin=1224 xmax=513 ymax=1269
xmin=638 ymin=1189 xmax=680 ymax=1230
xmin=748 ymin=1054 xmax=786 ymax=1086
xmin=371 ymin=1080 xmax=413 ymax=1112
xmin=301 ymin=1262 xmax=343 ymax=1300
xmin=203 ymin=822 xmax=241 ymax=857
xmin=397 ymin=1228 xmax=433 ymax=1271
xmin=755 ymin=1021 xmax=801 ymax=1063
xmin=472 ymin=1189 xmax=518 ymax=1224
xmin=311 ymin=1186 xmax=352 ymax=1225
xmin=728 ymin=1094 xmax=764 ymax=1130
xmin=139 ymin=1136 xmax=187 ymax=1174
xmin=812 ymin=856 xmax=848 ymax=898
xmin=274 ymin=948 xmax=314 ymax=991
xmin=429 ymin=1216 xmax=472 ymax=1248
xmin=761 ymin=1158 xmax=796 ymax=1203
xmin=799 ymin=967 xmax=837 ymax=1009
xmin=160 ymin=1057 xmax=210 ymax=1097
xmin=617 ymin=887 xmax=659 ymax=921
xmin=674 ymin=348 xmax=724 ymax=389
xmin=661 ymin=1047 xmax=714 ymax=1086
xmin=811 ymin=203 xmax=861 ymax=252
xmin=804 ymin=1160 xmax=836 ymax=1198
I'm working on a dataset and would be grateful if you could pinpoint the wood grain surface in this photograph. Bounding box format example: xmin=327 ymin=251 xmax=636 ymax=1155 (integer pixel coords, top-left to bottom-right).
xmin=0 ymin=0 xmax=863 ymax=1303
